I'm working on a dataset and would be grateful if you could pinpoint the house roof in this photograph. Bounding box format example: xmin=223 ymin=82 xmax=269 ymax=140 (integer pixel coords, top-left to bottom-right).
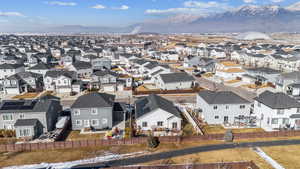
xmin=93 ymin=70 xmax=118 ymax=77
xmin=159 ymin=72 xmax=195 ymax=84
xmin=72 ymin=61 xmax=92 ymax=70
xmin=198 ymin=90 xmax=250 ymax=105
xmin=0 ymin=63 xmax=23 ymax=69
xmin=71 ymin=92 xmax=115 ymax=109
xmin=0 ymin=99 xmax=56 ymax=113
xmin=255 ymin=91 xmax=300 ymax=109
xmin=135 ymin=94 xmax=181 ymax=119
xmin=45 ymin=70 xmax=76 ymax=79
xmin=28 ymin=63 xmax=50 ymax=70
xmin=14 ymin=119 xmax=39 ymax=127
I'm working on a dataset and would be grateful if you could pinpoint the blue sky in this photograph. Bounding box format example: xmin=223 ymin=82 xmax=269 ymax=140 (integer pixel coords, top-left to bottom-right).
xmin=0 ymin=0 xmax=300 ymax=31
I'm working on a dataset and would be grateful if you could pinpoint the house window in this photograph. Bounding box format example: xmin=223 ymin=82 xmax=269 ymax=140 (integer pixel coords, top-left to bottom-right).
xmin=225 ymin=105 xmax=229 ymax=109
xmin=74 ymin=110 xmax=80 ymax=116
xmin=272 ymin=118 xmax=278 ymax=124
xmin=142 ymin=122 xmax=147 ymax=127
xmin=76 ymin=120 xmax=82 ymax=126
xmin=172 ymin=122 xmax=178 ymax=129
xmin=277 ymin=109 xmax=284 ymax=115
xmin=240 ymin=105 xmax=245 ymax=109
xmin=102 ymin=118 xmax=108 ymax=124
xmin=213 ymin=106 xmax=218 ymax=110
xmin=91 ymin=109 xmax=98 ymax=115
xmin=258 ymin=102 xmax=261 ymax=107
xmin=283 ymin=118 xmax=289 ymax=125
xmin=2 ymin=114 xmax=13 ymax=121
xmin=19 ymin=114 xmax=25 ymax=119
xmin=215 ymin=116 xmax=219 ymax=119
xmin=157 ymin=121 xmax=163 ymax=127
xmin=19 ymin=128 xmax=30 ymax=137
xmin=91 ymin=119 xmax=99 ymax=126
xmin=297 ymin=108 xmax=300 ymax=113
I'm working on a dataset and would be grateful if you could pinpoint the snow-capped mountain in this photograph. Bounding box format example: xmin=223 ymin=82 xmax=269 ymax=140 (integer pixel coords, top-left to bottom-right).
xmin=137 ymin=5 xmax=300 ymax=33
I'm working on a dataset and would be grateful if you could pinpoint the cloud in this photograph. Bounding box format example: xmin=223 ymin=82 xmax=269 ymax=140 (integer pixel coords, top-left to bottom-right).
xmin=270 ymin=0 xmax=284 ymax=3
xmin=243 ymin=0 xmax=256 ymax=3
xmin=286 ymin=2 xmax=300 ymax=11
xmin=45 ymin=1 xmax=77 ymax=6
xmin=0 ymin=12 xmax=25 ymax=17
xmin=91 ymin=4 xmax=106 ymax=9
xmin=146 ymin=1 xmax=232 ymax=15
xmin=113 ymin=5 xmax=129 ymax=10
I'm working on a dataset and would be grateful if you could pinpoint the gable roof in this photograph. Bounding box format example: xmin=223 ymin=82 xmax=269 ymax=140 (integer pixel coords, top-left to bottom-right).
xmin=28 ymin=63 xmax=50 ymax=70
xmin=45 ymin=70 xmax=76 ymax=79
xmin=14 ymin=119 xmax=39 ymax=127
xmin=0 ymin=63 xmax=23 ymax=69
xmin=0 ymin=99 xmax=56 ymax=113
xmin=72 ymin=61 xmax=92 ymax=70
xmin=159 ymin=72 xmax=195 ymax=84
xmin=255 ymin=91 xmax=300 ymax=109
xmin=198 ymin=90 xmax=250 ymax=105
xmin=71 ymin=92 xmax=115 ymax=109
xmin=135 ymin=94 xmax=181 ymax=119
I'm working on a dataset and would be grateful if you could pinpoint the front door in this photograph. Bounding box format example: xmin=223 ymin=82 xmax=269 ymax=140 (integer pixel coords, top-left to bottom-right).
xmin=84 ymin=120 xmax=90 ymax=127
xmin=224 ymin=116 xmax=229 ymax=124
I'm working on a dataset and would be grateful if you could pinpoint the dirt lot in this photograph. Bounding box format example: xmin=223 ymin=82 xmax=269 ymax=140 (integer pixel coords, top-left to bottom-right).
xmin=66 ymin=131 xmax=105 ymax=141
xmin=202 ymin=125 xmax=265 ymax=134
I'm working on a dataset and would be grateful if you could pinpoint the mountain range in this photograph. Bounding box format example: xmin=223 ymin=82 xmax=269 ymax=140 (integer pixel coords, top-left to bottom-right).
xmin=42 ymin=5 xmax=300 ymax=34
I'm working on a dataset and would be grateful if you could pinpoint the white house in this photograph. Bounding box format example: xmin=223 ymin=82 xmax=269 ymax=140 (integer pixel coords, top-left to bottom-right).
xmin=44 ymin=70 xmax=77 ymax=93
xmin=0 ymin=64 xmax=25 ymax=80
xmin=155 ymin=72 xmax=195 ymax=90
xmin=135 ymin=94 xmax=182 ymax=133
xmin=254 ymin=91 xmax=300 ymax=131
xmin=197 ymin=90 xmax=252 ymax=125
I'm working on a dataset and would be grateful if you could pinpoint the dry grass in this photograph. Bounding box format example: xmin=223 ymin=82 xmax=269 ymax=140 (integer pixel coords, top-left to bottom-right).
xmin=202 ymin=125 xmax=265 ymax=135
xmin=144 ymin=148 xmax=272 ymax=169
xmin=0 ymin=138 xmax=18 ymax=145
xmin=225 ymin=79 xmax=241 ymax=84
xmin=0 ymin=140 xmax=224 ymax=168
xmin=262 ymin=145 xmax=300 ymax=169
xmin=12 ymin=92 xmax=40 ymax=99
xmin=66 ymin=131 xmax=105 ymax=141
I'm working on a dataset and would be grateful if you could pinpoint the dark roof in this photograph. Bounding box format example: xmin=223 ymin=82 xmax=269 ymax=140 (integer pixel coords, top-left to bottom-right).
xmin=28 ymin=63 xmax=50 ymax=70
xmin=72 ymin=61 xmax=92 ymax=70
xmin=45 ymin=70 xmax=76 ymax=78
xmin=198 ymin=90 xmax=250 ymax=104
xmin=159 ymin=72 xmax=195 ymax=83
xmin=14 ymin=119 xmax=39 ymax=127
xmin=135 ymin=94 xmax=181 ymax=119
xmin=290 ymin=114 xmax=300 ymax=119
xmin=71 ymin=92 xmax=115 ymax=109
xmin=93 ymin=70 xmax=118 ymax=77
xmin=255 ymin=91 xmax=300 ymax=109
xmin=0 ymin=99 xmax=56 ymax=113
xmin=0 ymin=63 xmax=23 ymax=69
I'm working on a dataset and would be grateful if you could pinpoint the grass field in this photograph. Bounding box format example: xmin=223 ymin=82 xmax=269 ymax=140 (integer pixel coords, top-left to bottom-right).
xmin=12 ymin=92 xmax=40 ymax=99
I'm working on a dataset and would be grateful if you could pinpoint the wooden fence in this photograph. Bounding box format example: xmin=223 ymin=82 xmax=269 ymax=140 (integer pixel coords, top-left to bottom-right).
xmin=1 ymin=130 xmax=300 ymax=152
xmin=109 ymin=161 xmax=260 ymax=169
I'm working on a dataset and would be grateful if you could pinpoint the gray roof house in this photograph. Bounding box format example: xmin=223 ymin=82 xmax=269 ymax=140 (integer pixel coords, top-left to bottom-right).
xmin=0 ymin=98 xmax=62 ymax=139
xmin=134 ymin=94 xmax=182 ymax=131
xmin=70 ymin=92 xmax=117 ymax=130
xmin=197 ymin=90 xmax=252 ymax=125
xmin=155 ymin=72 xmax=195 ymax=90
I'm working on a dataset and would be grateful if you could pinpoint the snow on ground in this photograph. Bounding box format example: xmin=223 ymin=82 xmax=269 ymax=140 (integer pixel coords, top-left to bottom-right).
xmin=3 ymin=151 xmax=146 ymax=169
xmin=252 ymin=147 xmax=285 ymax=169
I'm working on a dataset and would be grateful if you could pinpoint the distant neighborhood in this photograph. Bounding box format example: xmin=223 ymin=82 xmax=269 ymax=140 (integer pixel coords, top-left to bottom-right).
xmin=2 ymin=32 xmax=300 ymax=168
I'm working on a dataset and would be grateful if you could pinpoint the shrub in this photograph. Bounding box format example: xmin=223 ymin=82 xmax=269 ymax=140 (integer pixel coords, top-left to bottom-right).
xmin=147 ymin=136 xmax=160 ymax=148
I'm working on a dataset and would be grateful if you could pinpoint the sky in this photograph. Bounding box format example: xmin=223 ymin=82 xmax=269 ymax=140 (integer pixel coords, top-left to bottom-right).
xmin=0 ymin=0 xmax=300 ymax=31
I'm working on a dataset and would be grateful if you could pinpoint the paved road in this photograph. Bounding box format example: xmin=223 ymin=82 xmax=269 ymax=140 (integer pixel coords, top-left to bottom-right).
xmin=196 ymin=77 xmax=257 ymax=102
xmin=73 ymin=139 xmax=300 ymax=169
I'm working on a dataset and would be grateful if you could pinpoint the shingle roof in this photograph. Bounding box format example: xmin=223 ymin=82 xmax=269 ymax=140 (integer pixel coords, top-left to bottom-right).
xmin=14 ymin=119 xmax=39 ymax=127
xmin=0 ymin=99 xmax=55 ymax=113
xmin=159 ymin=72 xmax=195 ymax=83
xmin=45 ymin=70 xmax=76 ymax=79
xmin=198 ymin=90 xmax=250 ymax=105
xmin=0 ymin=63 xmax=23 ymax=69
xmin=28 ymin=63 xmax=50 ymax=70
xmin=135 ymin=94 xmax=181 ymax=119
xmin=72 ymin=61 xmax=92 ymax=70
xmin=255 ymin=91 xmax=300 ymax=109
xmin=71 ymin=92 xmax=115 ymax=109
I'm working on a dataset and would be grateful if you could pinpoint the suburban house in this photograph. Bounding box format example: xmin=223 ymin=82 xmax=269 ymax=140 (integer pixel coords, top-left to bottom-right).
xmin=154 ymin=72 xmax=195 ymax=90
xmin=254 ymin=91 xmax=300 ymax=131
xmin=91 ymin=70 xmax=119 ymax=92
xmin=91 ymin=57 xmax=112 ymax=70
xmin=215 ymin=61 xmax=245 ymax=80
xmin=70 ymin=92 xmax=117 ymax=130
xmin=135 ymin=94 xmax=182 ymax=133
xmin=0 ymin=64 xmax=25 ymax=80
xmin=44 ymin=70 xmax=77 ymax=93
xmin=3 ymin=72 xmax=43 ymax=95
xmin=68 ymin=61 xmax=93 ymax=79
xmin=197 ymin=90 xmax=252 ymax=125
xmin=0 ymin=98 xmax=62 ymax=139
xmin=276 ymin=71 xmax=300 ymax=93
xmin=27 ymin=63 xmax=51 ymax=77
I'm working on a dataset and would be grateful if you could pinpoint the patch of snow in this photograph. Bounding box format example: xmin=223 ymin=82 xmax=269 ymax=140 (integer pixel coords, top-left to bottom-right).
xmin=3 ymin=151 xmax=146 ymax=169
xmin=252 ymin=147 xmax=285 ymax=169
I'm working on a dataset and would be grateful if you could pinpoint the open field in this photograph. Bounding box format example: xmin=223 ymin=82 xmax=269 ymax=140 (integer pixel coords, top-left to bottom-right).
xmin=144 ymin=148 xmax=273 ymax=169
xmin=262 ymin=145 xmax=300 ymax=169
xmin=12 ymin=92 xmax=40 ymax=99
xmin=202 ymin=125 xmax=265 ymax=134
